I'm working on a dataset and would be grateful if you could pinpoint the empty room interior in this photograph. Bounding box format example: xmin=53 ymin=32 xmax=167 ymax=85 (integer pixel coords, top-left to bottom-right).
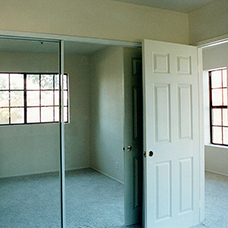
xmin=0 ymin=38 xmax=143 ymax=227
xmin=0 ymin=0 xmax=228 ymax=228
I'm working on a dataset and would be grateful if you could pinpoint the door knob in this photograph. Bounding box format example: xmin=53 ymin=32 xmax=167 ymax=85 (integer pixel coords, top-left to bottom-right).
xmin=149 ymin=151 xmax=154 ymax=157
xmin=127 ymin=145 xmax=132 ymax=151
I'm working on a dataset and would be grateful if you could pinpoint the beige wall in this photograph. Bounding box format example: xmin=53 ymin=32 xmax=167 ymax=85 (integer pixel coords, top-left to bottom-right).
xmin=189 ymin=0 xmax=228 ymax=45
xmin=90 ymin=46 xmax=124 ymax=183
xmin=203 ymin=42 xmax=228 ymax=176
xmin=0 ymin=0 xmax=189 ymax=44
xmin=0 ymin=51 xmax=91 ymax=178
xmin=65 ymin=53 xmax=91 ymax=171
xmin=0 ymin=45 xmax=134 ymax=182
xmin=203 ymin=43 xmax=228 ymax=70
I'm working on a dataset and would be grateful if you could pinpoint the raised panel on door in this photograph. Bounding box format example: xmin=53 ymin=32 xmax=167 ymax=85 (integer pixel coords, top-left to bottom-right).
xmin=179 ymin=157 xmax=193 ymax=214
xmin=154 ymin=84 xmax=171 ymax=143
xmin=178 ymin=84 xmax=193 ymax=140
xmin=155 ymin=161 xmax=172 ymax=221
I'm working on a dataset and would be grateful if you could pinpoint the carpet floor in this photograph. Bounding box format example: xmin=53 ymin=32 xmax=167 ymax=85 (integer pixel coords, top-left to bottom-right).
xmin=191 ymin=171 xmax=228 ymax=228
xmin=1 ymin=170 xmax=227 ymax=228
xmin=0 ymin=168 xmax=124 ymax=228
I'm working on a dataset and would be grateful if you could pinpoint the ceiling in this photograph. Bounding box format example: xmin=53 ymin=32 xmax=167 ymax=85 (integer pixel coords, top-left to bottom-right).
xmin=112 ymin=0 xmax=218 ymax=13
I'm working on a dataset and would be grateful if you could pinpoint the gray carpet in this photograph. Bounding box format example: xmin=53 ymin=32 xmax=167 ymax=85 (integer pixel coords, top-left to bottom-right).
xmin=128 ymin=171 xmax=228 ymax=228
xmin=191 ymin=171 xmax=228 ymax=228
xmin=65 ymin=169 xmax=124 ymax=228
xmin=1 ymin=170 xmax=228 ymax=228
xmin=0 ymin=168 xmax=124 ymax=228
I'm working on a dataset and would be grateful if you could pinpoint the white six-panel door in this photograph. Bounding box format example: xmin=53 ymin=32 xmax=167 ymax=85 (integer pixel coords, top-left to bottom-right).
xmin=143 ymin=40 xmax=200 ymax=228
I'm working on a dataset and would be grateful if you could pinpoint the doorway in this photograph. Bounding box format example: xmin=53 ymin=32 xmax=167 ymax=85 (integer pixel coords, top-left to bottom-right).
xmin=64 ymin=41 xmax=143 ymax=227
xmin=0 ymin=35 xmax=143 ymax=227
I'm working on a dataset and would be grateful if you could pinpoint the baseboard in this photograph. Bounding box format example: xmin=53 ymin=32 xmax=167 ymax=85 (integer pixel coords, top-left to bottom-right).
xmin=205 ymin=169 xmax=228 ymax=177
xmin=0 ymin=166 xmax=91 ymax=179
xmin=91 ymin=167 xmax=124 ymax=185
xmin=0 ymin=166 xmax=123 ymax=182
xmin=65 ymin=166 xmax=90 ymax=172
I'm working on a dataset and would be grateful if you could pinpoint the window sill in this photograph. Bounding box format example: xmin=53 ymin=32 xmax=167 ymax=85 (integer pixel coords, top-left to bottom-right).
xmin=205 ymin=144 xmax=228 ymax=149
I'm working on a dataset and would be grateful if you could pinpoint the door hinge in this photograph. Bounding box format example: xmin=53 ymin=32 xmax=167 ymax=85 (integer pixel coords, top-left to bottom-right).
xmin=143 ymin=151 xmax=146 ymax=158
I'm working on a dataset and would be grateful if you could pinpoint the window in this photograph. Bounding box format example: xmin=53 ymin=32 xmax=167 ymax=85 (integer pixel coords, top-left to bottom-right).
xmin=0 ymin=73 xmax=68 ymax=125
xmin=209 ymin=68 xmax=228 ymax=145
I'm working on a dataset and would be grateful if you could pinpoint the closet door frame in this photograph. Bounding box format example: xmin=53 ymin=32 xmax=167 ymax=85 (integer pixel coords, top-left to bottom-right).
xmin=0 ymin=30 xmax=141 ymax=228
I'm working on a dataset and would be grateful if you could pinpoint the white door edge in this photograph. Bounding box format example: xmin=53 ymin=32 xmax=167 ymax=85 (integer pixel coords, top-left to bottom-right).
xmin=197 ymin=47 xmax=205 ymax=223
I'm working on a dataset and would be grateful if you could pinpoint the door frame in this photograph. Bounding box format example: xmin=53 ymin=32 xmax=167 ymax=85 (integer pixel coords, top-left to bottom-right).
xmin=142 ymin=40 xmax=204 ymax=227
xmin=0 ymin=29 xmax=205 ymax=227
xmin=196 ymin=36 xmax=228 ymax=222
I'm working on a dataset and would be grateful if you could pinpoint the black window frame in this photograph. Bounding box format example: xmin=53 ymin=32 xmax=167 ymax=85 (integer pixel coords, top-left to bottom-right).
xmin=0 ymin=73 xmax=69 ymax=125
xmin=209 ymin=68 xmax=228 ymax=146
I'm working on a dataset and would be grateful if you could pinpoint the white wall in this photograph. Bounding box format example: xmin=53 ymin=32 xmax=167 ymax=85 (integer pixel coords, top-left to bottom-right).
xmin=65 ymin=54 xmax=91 ymax=170
xmin=0 ymin=0 xmax=189 ymax=44
xmin=203 ymin=43 xmax=228 ymax=70
xmin=203 ymin=42 xmax=228 ymax=176
xmin=189 ymin=0 xmax=228 ymax=45
xmin=90 ymin=46 xmax=124 ymax=183
xmin=0 ymin=46 xmax=134 ymax=182
xmin=0 ymin=51 xmax=91 ymax=178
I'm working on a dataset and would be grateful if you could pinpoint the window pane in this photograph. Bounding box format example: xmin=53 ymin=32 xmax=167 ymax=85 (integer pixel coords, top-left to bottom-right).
xmin=0 ymin=74 xmax=9 ymax=90
xmin=212 ymin=109 xmax=221 ymax=125
xmin=27 ymin=74 xmax=40 ymax=90
xmin=55 ymin=91 xmax=68 ymax=106
xmin=224 ymin=127 xmax=228 ymax=145
xmin=10 ymin=74 xmax=24 ymax=89
xmin=54 ymin=74 xmax=59 ymax=89
xmin=223 ymin=88 xmax=227 ymax=106
xmin=11 ymin=108 xmax=24 ymax=124
xmin=55 ymin=91 xmax=59 ymax=105
xmin=27 ymin=108 xmax=40 ymax=123
xmin=0 ymin=91 xmax=9 ymax=107
xmin=212 ymin=89 xmax=222 ymax=106
xmin=54 ymin=107 xmax=68 ymax=122
xmin=223 ymin=69 xmax=227 ymax=87
xmin=41 ymin=74 xmax=53 ymax=90
xmin=27 ymin=91 xmax=39 ymax=106
xmin=41 ymin=107 xmax=53 ymax=122
xmin=64 ymin=91 xmax=68 ymax=106
xmin=211 ymin=70 xmax=222 ymax=88
xmin=10 ymin=91 xmax=24 ymax=107
xmin=223 ymin=109 xmax=228 ymax=126
xmin=64 ymin=107 xmax=68 ymax=122
xmin=212 ymin=127 xmax=222 ymax=144
xmin=54 ymin=75 xmax=67 ymax=90
xmin=55 ymin=107 xmax=59 ymax=122
xmin=0 ymin=108 xmax=9 ymax=124
xmin=41 ymin=91 xmax=53 ymax=105
xmin=63 ymin=75 xmax=68 ymax=90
